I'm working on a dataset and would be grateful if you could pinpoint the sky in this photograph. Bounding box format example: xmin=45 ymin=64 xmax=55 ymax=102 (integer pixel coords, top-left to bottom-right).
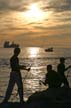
xmin=0 ymin=0 xmax=71 ymax=47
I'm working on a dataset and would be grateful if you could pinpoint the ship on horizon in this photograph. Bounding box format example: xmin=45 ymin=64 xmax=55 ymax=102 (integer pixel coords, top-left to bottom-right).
xmin=4 ymin=41 xmax=19 ymax=48
xmin=45 ymin=47 xmax=53 ymax=52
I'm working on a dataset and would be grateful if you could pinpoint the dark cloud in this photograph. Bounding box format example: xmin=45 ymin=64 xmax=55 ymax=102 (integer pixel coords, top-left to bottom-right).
xmin=0 ymin=0 xmax=28 ymax=11
xmin=0 ymin=1 xmax=9 ymax=10
xmin=0 ymin=0 xmax=71 ymax=12
xmin=42 ymin=0 xmax=71 ymax=12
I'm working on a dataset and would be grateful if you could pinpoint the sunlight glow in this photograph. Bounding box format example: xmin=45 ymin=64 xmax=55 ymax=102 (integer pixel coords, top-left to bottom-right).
xmin=29 ymin=47 xmax=39 ymax=57
xmin=24 ymin=3 xmax=45 ymax=22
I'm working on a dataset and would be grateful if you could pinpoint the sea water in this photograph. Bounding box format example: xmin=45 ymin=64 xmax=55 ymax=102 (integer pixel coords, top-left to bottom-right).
xmin=0 ymin=47 xmax=71 ymax=102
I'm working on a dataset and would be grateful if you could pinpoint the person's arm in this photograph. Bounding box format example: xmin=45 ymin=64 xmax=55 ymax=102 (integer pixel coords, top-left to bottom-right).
xmin=39 ymin=80 xmax=47 ymax=85
xmin=44 ymin=77 xmax=48 ymax=85
xmin=19 ymin=65 xmax=30 ymax=71
xmin=39 ymin=74 xmax=48 ymax=85
xmin=65 ymin=65 xmax=71 ymax=71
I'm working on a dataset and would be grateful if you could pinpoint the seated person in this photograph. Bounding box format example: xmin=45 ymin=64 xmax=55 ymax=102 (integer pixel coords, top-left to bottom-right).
xmin=40 ymin=65 xmax=62 ymax=88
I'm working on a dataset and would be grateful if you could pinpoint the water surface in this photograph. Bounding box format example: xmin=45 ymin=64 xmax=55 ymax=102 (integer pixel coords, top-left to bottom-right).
xmin=0 ymin=47 xmax=71 ymax=102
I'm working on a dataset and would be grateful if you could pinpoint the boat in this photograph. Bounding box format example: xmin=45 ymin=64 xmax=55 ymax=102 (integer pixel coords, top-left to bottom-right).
xmin=45 ymin=47 xmax=53 ymax=52
xmin=4 ymin=41 xmax=19 ymax=48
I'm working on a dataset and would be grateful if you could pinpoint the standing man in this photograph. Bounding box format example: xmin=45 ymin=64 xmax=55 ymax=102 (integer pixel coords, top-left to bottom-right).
xmin=3 ymin=47 xmax=30 ymax=103
xmin=57 ymin=57 xmax=71 ymax=88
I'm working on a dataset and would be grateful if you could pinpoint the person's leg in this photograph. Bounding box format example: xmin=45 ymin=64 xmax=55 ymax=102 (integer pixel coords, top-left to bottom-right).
xmin=63 ymin=75 xmax=69 ymax=87
xmin=3 ymin=72 xmax=15 ymax=102
xmin=15 ymin=72 xmax=24 ymax=103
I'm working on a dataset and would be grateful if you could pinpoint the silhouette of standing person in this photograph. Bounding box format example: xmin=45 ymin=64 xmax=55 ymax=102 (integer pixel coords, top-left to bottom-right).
xmin=57 ymin=57 xmax=71 ymax=88
xmin=3 ymin=47 xmax=30 ymax=103
xmin=40 ymin=65 xmax=61 ymax=88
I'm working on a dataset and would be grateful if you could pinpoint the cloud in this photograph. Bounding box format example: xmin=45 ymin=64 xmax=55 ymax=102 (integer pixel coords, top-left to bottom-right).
xmin=0 ymin=0 xmax=71 ymax=47
xmin=0 ymin=0 xmax=71 ymax=12
xmin=0 ymin=0 xmax=28 ymax=11
xmin=42 ymin=0 xmax=71 ymax=12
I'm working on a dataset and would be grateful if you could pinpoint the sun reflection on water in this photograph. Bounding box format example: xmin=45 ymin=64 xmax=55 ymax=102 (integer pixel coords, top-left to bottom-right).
xmin=28 ymin=47 xmax=39 ymax=58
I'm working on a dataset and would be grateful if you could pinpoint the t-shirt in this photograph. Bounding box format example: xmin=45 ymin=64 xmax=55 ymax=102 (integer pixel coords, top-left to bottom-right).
xmin=10 ymin=55 xmax=20 ymax=72
xmin=57 ymin=63 xmax=65 ymax=75
xmin=45 ymin=70 xmax=61 ymax=88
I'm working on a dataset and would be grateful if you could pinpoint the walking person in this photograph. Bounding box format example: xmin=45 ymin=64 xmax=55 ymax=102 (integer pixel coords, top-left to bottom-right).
xmin=57 ymin=57 xmax=71 ymax=88
xmin=3 ymin=47 xmax=30 ymax=103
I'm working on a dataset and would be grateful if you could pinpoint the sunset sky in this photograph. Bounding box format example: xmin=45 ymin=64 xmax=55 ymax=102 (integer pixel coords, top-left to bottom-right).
xmin=0 ymin=0 xmax=71 ymax=47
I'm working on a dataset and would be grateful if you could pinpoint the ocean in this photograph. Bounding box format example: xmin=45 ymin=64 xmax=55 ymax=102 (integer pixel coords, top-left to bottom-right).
xmin=0 ymin=47 xmax=71 ymax=102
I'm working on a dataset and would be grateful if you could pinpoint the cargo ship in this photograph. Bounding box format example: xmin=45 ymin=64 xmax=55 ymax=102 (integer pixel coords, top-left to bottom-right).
xmin=4 ymin=41 xmax=19 ymax=48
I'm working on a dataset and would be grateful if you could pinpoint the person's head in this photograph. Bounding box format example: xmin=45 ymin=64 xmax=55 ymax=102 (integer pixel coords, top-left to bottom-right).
xmin=60 ymin=57 xmax=65 ymax=63
xmin=14 ymin=47 xmax=21 ymax=56
xmin=47 ymin=65 xmax=52 ymax=72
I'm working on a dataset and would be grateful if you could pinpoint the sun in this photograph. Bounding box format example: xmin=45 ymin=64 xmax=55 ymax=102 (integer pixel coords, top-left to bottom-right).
xmin=24 ymin=3 xmax=45 ymax=22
